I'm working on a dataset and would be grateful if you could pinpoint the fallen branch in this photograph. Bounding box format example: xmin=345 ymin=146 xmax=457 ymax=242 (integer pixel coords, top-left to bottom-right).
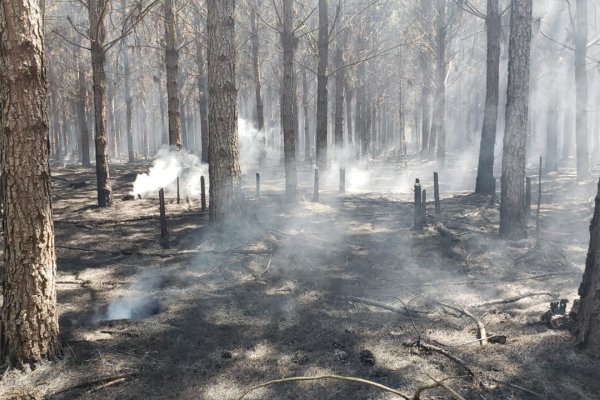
xmin=437 ymin=302 xmax=487 ymax=346
xmin=472 ymin=292 xmax=555 ymax=308
xmin=425 ymin=374 xmax=466 ymax=400
xmin=405 ymin=339 xmax=477 ymax=379
xmin=50 ymin=371 xmax=138 ymax=397
xmin=341 ymin=296 xmax=430 ymax=315
xmin=413 ymin=375 xmax=467 ymax=400
xmin=86 ymin=377 xmax=127 ymax=393
xmin=235 ymin=374 xmax=411 ymax=400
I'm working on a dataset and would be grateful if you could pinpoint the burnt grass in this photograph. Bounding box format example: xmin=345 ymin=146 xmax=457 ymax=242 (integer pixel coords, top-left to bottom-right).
xmin=2 ymin=158 xmax=600 ymax=399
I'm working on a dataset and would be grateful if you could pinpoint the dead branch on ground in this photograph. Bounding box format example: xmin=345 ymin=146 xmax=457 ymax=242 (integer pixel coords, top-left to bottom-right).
xmin=472 ymin=292 xmax=555 ymax=308
xmin=437 ymin=302 xmax=487 ymax=346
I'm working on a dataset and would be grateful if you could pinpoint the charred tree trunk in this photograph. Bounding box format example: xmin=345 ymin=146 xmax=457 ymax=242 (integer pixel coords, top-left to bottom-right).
xmin=207 ymin=0 xmax=243 ymax=222
xmin=77 ymin=51 xmax=91 ymax=167
xmin=345 ymin=84 xmax=353 ymax=146
xmin=575 ymin=0 xmax=589 ymax=180
xmin=316 ymin=0 xmax=329 ymax=169
xmin=89 ymin=0 xmax=113 ymax=207
xmin=302 ymin=67 xmax=311 ymax=162
xmin=250 ymin=6 xmax=266 ymax=166
xmin=165 ymin=0 xmax=182 ymax=149
xmin=574 ymin=179 xmax=600 ymax=354
xmin=419 ymin=52 xmax=431 ymax=155
xmin=499 ymin=0 xmax=532 ymax=239
xmin=0 ymin=0 xmax=60 ymax=366
xmin=432 ymin=0 xmax=447 ymax=166
xmin=194 ymin=11 xmax=209 ymax=164
xmin=545 ymin=93 xmax=559 ymax=173
xmin=333 ymin=29 xmax=346 ymax=150
xmin=121 ymin=10 xmax=134 ymax=163
xmin=281 ymin=0 xmax=298 ymax=199
xmin=475 ymin=0 xmax=501 ymax=195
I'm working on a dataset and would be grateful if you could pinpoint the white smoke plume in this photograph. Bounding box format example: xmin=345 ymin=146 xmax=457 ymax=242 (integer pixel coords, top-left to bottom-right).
xmin=132 ymin=146 xmax=208 ymax=198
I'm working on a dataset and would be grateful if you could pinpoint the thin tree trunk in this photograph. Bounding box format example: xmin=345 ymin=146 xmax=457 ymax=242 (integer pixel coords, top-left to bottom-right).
xmin=432 ymin=0 xmax=447 ymax=167
xmin=165 ymin=0 xmax=182 ymax=149
xmin=0 ymin=0 xmax=60 ymax=366
xmin=316 ymin=0 xmax=329 ymax=169
xmin=89 ymin=0 xmax=113 ymax=207
xmin=121 ymin=8 xmax=134 ymax=163
xmin=419 ymin=52 xmax=431 ymax=154
xmin=499 ymin=0 xmax=532 ymax=239
xmin=194 ymin=12 xmax=209 ymax=164
xmin=345 ymin=84 xmax=353 ymax=146
xmin=545 ymin=92 xmax=559 ymax=173
xmin=475 ymin=0 xmax=501 ymax=194
xmin=281 ymin=0 xmax=298 ymax=200
xmin=207 ymin=0 xmax=244 ymax=221
xmin=302 ymin=67 xmax=311 ymax=162
xmin=250 ymin=6 xmax=266 ymax=166
xmin=575 ymin=0 xmax=589 ymax=180
xmin=333 ymin=30 xmax=346 ymax=150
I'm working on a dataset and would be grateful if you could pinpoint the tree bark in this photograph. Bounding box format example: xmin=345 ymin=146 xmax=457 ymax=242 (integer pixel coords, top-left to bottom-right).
xmin=250 ymin=5 xmax=266 ymax=166
xmin=316 ymin=0 xmax=329 ymax=169
xmin=333 ymin=29 xmax=347 ymax=150
xmin=121 ymin=4 xmax=134 ymax=163
xmin=302 ymin=67 xmax=311 ymax=162
xmin=165 ymin=0 xmax=182 ymax=149
xmin=77 ymin=50 xmax=91 ymax=167
xmin=574 ymin=179 xmax=600 ymax=354
xmin=0 ymin=0 xmax=60 ymax=367
xmin=544 ymin=92 xmax=559 ymax=173
xmin=499 ymin=0 xmax=532 ymax=239
xmin=432 ymin=0 xmax=447 ymax=167
xmin=281 ymin=0 xmax=298 ymax=200
xmin=89 ymin=0 xmax=113 ymax=207
xmin=575 ymin=0 xmax=589 ymax=180
xmin=419 ymin=51 xmax=431 ymax=155
xmin=207 ymin=0 xmax=244 ymax=222
xmin=475 ymin=0 xmax=501 ymax=195
xmin=194 ymin=11 xmax=209 ymax=164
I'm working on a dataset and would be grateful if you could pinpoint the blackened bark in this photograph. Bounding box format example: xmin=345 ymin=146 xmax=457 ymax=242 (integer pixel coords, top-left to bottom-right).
xmin=89 ymin=0 xmax=113 ymax=207
xmin=165 ymin=0 xmax=182 ymax=149
xmin=281 ymin=0 xmax=298 ymax=199
xmin=316 ymin=0 xmax=329 ymax=169
xmin=475 ymin=0 xmax=501 ymax=194
xmin=499 ymin=0 xmax=532 ymax=239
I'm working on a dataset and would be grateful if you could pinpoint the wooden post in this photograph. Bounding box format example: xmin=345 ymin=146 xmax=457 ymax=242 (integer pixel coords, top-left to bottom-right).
xmin=176 ymin=177 xmax=180 ymax=204
xmin=339 ymin=168 xmax=345 ymax=193
xmin=159 ymin=188 xmax=169 ymax=248
xmin=414 ymin=178 xmax=422 ymax=230
xmin=433 ymin=172 xmax=440 ymax=214
xmin=200 ymin=175 xmax=207 ymax=212
xmin=525 ymin=177 xmax=532 ymax=219
xmin=256 ymin=172 xmax=260 ymax=198
xmin=537 ymin=156 xmax=542 ymax=243
xmin=313 ymin=167 xmax=319 ymax=202
xmin=421 ymin=189 xmax=427 ymax=226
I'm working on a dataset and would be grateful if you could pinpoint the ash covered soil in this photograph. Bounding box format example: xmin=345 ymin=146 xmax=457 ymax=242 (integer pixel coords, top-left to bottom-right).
xmin=2 ymin=156 xmax=600 ymax=400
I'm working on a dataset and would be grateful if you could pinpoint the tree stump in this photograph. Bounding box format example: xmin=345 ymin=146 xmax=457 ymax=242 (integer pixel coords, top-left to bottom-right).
xmin=256 ymin=172 xmax=260 ymax=199
xmin=414 ymin=179 xmax=423 ymax=230
xmin=159 ymin=189 xmax=169 ymax=249
xmin=313 ymin=168 xmax=319 ymax=202
xmin=433 ymin=172 xmax=440 ymax=214
xmin=525 ymin=177 xmax=532 ymax=219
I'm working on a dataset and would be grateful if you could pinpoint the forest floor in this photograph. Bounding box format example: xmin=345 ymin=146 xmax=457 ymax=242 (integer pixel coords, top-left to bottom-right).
xmin=1 ymin=154 xmax=600 ymax=400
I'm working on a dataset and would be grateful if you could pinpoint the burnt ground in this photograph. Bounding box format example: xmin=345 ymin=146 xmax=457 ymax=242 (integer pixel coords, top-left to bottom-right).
xmin=1 ymin=156 xmax=600 ymax=399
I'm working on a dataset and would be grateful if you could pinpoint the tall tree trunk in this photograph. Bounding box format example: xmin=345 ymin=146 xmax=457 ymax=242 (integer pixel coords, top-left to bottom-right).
xmin=0 ymin=0 xmax=60 ymax=366
xmin=432 ymin=0 xmax=447 ymax=167
xmin=575 ymin=0 xmax=589 ymax=180
xmin=107 ymin=75 xmax=118 ymax=158
xmin=545 ymin=92 xmax=559 ymax=173
xmin=281 ymin=0 xmax=298 ymax=199
xmin=499 ymin=0 xmax=532 ymax=239
xmin=89 ymin=0 xmax=113 ymax=207
xmin=77 ymin=52 xmax=91 ymax=167
xmin=419 ymin=51 xmax=431 ymax=155
xmin=121 ymin=9 xmax=134 ymax=163
xmin=194 ymin=11 xmax=209 ymax=164
xmin=303 ymin=67 xmax=311 ymax=162
xmin=333 ymin=30 xmax=346 ymax=150
xmin=398 ymin=56 xmax=406 ymax=155
xmin=475 ymin=0 xmax=501 ymax=194
xmin=250 ymin=6 xmax=266 ymax=166
xmin=207 ymin=0 xmax=243 ymax=221
xmin=345 ymin=84 xmax=353 ymax=146
xmin=316 ymin=0 xmax=329 ymax=169
xmin=356 ymin=57 xmax=367 ymax=156
xmin=574 ymin=179 xmax=600 ymax=354
xmin=165 ymin=0 xmax=182 ymax=149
